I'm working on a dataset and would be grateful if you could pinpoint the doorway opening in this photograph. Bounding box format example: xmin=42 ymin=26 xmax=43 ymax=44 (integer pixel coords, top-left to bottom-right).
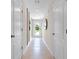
xmin=31 ymin=19 xmax=43 ymax=38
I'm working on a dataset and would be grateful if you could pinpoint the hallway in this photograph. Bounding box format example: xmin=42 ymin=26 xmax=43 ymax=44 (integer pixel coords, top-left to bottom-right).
xmin=22 ymin=38 xmax=54 ymax=59
xmin=11 ymin=0 xmax=67 ymax=59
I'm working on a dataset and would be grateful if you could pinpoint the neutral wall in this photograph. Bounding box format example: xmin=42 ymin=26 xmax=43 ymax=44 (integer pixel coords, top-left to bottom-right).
xmin=44 ymin=0 xmax=67 ymax=59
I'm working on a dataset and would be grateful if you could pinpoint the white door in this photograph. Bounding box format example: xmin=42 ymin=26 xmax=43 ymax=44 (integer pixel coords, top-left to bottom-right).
xmin=11 ymin=0 xmax=23 ymax=59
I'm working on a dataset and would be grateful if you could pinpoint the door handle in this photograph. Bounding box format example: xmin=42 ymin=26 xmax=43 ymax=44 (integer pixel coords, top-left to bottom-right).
xmin=11 ymin=35 xmax=15 ymax=38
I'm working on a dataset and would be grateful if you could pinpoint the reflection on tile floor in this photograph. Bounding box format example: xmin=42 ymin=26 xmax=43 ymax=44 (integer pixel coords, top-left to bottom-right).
xmin=22 ymin=38 xmax=54 ymax=59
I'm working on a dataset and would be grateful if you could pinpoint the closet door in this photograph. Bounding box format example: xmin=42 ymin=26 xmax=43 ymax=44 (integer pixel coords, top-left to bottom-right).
xmin=52 ymin=0 xmax=66 ymax=59
xmin=11 ymin=0 xmax=23 ymax=59
xmin=11 ymin=0 xmax=14 ymax=59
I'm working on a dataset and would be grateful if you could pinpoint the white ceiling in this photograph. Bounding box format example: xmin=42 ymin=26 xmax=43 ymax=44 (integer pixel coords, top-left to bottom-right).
xmin=13 ymin=0 xmax=52 ymax=19
xmin=13 ymin=0 xmax=22 ymax=8
xmin=26 ymin=0 xmax=51 ymax=19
